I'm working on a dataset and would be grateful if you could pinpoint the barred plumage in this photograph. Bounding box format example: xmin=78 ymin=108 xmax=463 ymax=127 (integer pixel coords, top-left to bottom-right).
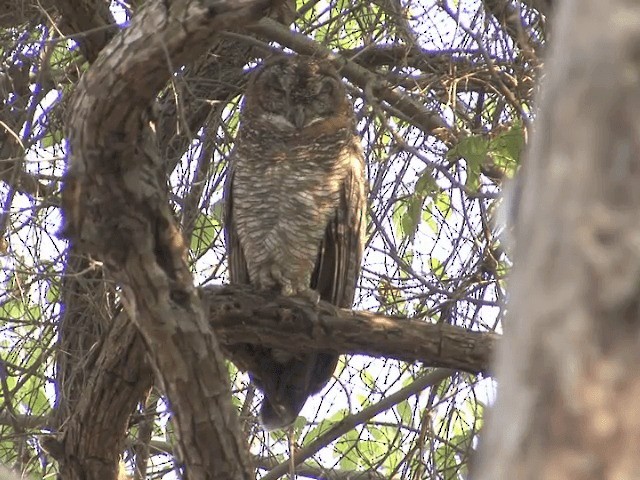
xmin=224 ymin=55 xmax=367 ymax=429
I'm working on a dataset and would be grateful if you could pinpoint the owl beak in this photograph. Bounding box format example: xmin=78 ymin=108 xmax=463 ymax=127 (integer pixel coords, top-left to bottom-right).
xmin=292 ymin=105 xmax=306 ymax=129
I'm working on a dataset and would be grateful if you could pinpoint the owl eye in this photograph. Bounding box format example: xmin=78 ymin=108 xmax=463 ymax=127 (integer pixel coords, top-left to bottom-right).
xmin=319 ymin=79 xmax=336 ymax=96
xmin=258 ymin=76 xmax=288 ymax=112
xmin=260 ymin=73 xmax=287 ymax=97
xmin=271 ymin=85 xmax=287 ymax=98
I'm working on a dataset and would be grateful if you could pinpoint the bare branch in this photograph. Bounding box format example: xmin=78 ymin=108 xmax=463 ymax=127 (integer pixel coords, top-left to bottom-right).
xmin=204 ymin=285 xmax=496 ymax=375
xmin=261 ymin=369 xmax=454 ymax=480
xmin=54 ymin=0 xmax=118 ymax=63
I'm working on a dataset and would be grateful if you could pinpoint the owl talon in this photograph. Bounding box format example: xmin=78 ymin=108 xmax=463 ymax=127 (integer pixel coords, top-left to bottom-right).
xmin=279 ymin=280 xmax=294 ymax=297
xmin=285 ymin=288 xmax=320 ymax=306
xmin=299 ymin=288 xmax=320 ymax=305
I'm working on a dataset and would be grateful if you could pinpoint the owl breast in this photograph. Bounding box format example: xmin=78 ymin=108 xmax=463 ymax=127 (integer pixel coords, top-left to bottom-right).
xmin=232 ymin=125 xmax=353 ymax=295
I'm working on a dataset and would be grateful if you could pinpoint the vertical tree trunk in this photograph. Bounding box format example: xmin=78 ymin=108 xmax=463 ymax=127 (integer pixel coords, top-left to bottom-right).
xmin=475 ymin=1 xmax=640 ymax=478
xmin=61 ymin=2 xmax=279 ymax=478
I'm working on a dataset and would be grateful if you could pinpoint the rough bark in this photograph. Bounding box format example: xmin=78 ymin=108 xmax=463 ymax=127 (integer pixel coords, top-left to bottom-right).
xmin=203 ymin=285 xmax=496 ymax=375
xmin=54 ymin=254 xmax=113 ymax=426
xmin=46 ymin=3 xmax=149 ymax=480
xmin=61 ymin=1 xmax=280 ymax=479
xmin=54 ymin=0 xmax=117 ymax=62
xmin=475 ymin=1 xmax=640 ymax=478
xmin=44 ymin=312 xmax=153 ymax=480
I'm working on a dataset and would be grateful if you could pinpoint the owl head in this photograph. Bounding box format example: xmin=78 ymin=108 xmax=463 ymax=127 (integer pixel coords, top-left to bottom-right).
xmin=243 ymin=55 xmax=352 ymax=131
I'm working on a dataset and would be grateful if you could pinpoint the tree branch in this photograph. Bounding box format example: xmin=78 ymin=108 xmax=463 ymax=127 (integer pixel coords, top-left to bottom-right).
xmin=43 ymin=310 xmax=153 ymax=480
xmin=54 ymin=0 xmax=118 ymax=63
xmin=476 ymin=0 xmax=640 ymax=477
xmin=203 ymin=285 xmax=497 ymax=375
xmin=261 ymin=368 xmax=454 ymax=480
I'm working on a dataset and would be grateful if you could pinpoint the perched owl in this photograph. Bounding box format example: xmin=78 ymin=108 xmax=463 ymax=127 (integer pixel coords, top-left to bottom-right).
xmin=223 ymin=55 xmax=367 ymax=429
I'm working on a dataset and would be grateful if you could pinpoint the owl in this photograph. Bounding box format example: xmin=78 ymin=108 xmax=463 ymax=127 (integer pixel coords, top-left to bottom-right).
xmin=223 ymin=55 xmax=367 ymax=429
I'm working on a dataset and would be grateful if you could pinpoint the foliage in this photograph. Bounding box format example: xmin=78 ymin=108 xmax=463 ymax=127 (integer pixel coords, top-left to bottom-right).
xmin=0 ymin=0 xmax=544 ymax=478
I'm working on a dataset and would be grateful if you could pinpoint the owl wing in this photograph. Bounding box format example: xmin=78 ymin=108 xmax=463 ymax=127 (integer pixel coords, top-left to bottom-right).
xmin=303 ymin=137 xmax=366 ymax=396
xmin=311 ymin=137 xmax=367 ymax=309
xmin=223 ymin=162 xmax=250 ymax=286
xmin=221 ymin=161 xmax=261 ymax=376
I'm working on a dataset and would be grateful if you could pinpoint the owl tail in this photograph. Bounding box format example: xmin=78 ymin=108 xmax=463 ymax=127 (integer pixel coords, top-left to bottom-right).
xmin=257 ymin=353 xmax=339 ymax=430
xmin=260 ymin=395 xmax=301 ymax=431
xmin=258 ymin=358 xmax=314 ymax=430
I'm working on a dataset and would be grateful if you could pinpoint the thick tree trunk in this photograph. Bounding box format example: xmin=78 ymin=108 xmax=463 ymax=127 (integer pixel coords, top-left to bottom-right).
xmin=61 ymin=2 xmax=280 ymax=479
xmin=45 ymin=313 xmax=153 ymax=480
xmin=475 ymin=1 xmax=640 ymax=478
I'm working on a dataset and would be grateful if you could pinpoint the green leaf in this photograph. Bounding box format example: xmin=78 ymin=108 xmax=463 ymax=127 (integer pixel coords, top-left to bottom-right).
xmin=267 ymin=416 xmax=307 ymax=442
xmin=297 ymin=0 xmax=317 ymax=26
xmin=415 ymin=170 xmax=438 ymax=197
xmin=399 ymin=249 xmax=414 ymax=279
xmin=448 ymin=135 xmax=489 ymax=165
xmin=362 ymin=437 xmax=384 ymax=463
xmin=50 ymin=44 xmax=77 ymax=67
xmin=434 ymin=376 xmax=452 ymax=398
xmin=429 ymin=257 xmax=447 ymax=280
xmin=422 ymin=206 xmax=438 ymax=234
xmin=434 ymin=192 xmax=452 ymax=219
xmin=489 ymin=123 xmax=525 ymax=177
xmin=376 ymin=280 xmax=407 ymax=314
xmin=368 ymin=425 xmax=404 ymax=472
xmin=435 ymin=444 xmax=460 ymax=480
xmin=46 ymin=278 xmax=60 ymax=304
xmin=292 ymin=414 xmax=308 ymax=431
xmin=465 ymin=167 xmax=481 ymax=190
xmin=360 ymin=368 xmax=376 ymax=390
xmin=422 ymin=191 xmax=450 ymax=235
xmin=0 ymin=298 xmax=25 ymax=320
xmin=3 ymin=375 xmax=16 ymax=400
xmin=303 ymin=409 xmax=346 ymax=446
xmin=356 ymin=393 xmax=374 ymax=409
xmin=21 ymin=375 xmax=50 ymax=414
xmin=190 ymin=212 xmax=219 ymax=257
xmin=0 ymin=435 xmax=15 ymax=465
xmin=40 ymin=129 xmax=64 ymax=149
xmin=396 ymin=399 xmax=413 ymax=425
xmin=448 ymin=135 xmax=490 ymax=191
xmin=27 ymin=305 xmax=42 ymax=323
xmin=314 ymin=21 xmax=330 ymax=44
xmin=398 ymin=196 xmax=424 ymax=241
xmin=335 ymin=428 xmax=361 ymax=469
